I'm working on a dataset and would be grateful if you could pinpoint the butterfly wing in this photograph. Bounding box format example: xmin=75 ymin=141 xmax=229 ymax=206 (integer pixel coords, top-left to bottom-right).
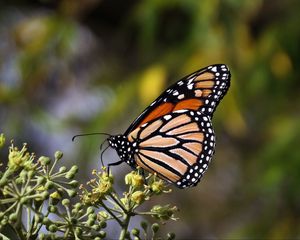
xmin=127 ymin=110 xmax=215 ymax=188
xmin=124 ymin=64 xmax=230 ymax=136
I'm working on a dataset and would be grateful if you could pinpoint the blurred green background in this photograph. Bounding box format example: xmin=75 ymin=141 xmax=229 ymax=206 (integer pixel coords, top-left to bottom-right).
xmin=1 ymin=0 xmax=300 ymax=239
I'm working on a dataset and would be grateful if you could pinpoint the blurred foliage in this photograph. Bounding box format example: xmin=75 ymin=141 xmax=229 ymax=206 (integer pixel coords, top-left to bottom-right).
xmin=0 ymin=0 xmax=300 ymax=239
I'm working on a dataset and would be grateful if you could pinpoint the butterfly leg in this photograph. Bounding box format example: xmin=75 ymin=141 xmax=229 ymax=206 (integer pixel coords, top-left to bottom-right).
xmin=107 ymin=160 xmax=123 ymax=175
xmin=100 ymin=144 xmax=109 ymax=167
xmin=140 ymin=169 xmax=149 ymax=186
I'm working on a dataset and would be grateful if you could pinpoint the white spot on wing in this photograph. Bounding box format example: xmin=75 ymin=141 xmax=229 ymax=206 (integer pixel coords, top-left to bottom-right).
xmin=173 ymin=90 xmax=179 ymax=96
xmin=211 ymin=66 xmax=217 ymax=72
xmin=187 ymin=84 xmax=193 ymax=90
xmin=178 ymin=94 xmax=184 ymax=99
xmin=174 ymin=109 xmax=188 ymax=113
xmin=164 ymin=115 xmax=172 ymax=121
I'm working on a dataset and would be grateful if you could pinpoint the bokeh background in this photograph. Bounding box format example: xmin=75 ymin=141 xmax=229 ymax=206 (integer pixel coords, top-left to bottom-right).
xmin=1 ymin=0 xmax=300 ymax=239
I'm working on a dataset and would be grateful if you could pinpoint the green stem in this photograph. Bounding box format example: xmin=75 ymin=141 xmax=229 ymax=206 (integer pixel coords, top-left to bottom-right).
xmin=119 ymin=213 xmax=131 ymax=240
xmin=108 ymin=192 xmax=127 ymax=213
xmin=14 ymin=225 xmax=26 ymax=240
xmin=101 ymin=201 xmax=123 ymax=226
xmin=13 ymin=203 xmax=26 ymax=240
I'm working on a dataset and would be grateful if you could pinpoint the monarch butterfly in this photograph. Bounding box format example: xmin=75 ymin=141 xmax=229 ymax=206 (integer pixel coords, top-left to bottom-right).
xmin=106 ymin=64 xmax=231 ymax=189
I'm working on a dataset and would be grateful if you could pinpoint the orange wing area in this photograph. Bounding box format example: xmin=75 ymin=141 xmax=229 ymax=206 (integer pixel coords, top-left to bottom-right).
xmin=173 ymin=99 xmax=203 ymax=111
xmin=139 ymin=102 xmax=174 ymax=126
xmin=194 ymin=72 xmax=215 ymax=81
xmin=137 ymin=99 xmax=203 ymax=128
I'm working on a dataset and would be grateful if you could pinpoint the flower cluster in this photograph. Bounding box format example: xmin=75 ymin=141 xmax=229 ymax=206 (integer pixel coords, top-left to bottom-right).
xmin=80 ymin=167 xmax=178 ymax=239
xmin=0 ymin=134 xmax=178 ymax=239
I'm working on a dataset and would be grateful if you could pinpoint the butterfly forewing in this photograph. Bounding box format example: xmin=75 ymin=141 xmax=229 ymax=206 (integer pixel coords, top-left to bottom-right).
xmin=124 ymin=64 xmax=230 ymax=136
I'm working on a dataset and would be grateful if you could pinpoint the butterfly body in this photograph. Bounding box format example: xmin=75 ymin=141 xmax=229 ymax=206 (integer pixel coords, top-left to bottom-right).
xmin=108 ymin=64 xmax=230 ymax=188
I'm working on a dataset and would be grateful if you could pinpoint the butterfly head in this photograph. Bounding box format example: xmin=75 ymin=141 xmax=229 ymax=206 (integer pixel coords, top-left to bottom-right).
xmin=108 ymin=135 xmax=136 ymax=167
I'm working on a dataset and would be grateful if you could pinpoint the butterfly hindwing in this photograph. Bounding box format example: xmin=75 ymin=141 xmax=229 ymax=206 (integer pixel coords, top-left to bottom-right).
xmin=127 ymin=110 xmax=215 ymax=188
xmin=124 ymin=64 xmax=230 ymax=135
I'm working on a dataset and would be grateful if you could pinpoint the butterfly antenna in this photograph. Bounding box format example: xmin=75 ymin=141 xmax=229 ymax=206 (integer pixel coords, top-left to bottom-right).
xmin=100 ymin=139 xmax=107 ymax=152
xmin=72 ymin=132 xmax=111 ymax=141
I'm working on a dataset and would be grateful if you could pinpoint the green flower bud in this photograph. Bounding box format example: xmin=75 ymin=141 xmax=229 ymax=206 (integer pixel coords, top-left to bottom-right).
xmin=89 ymin=213 xmax=97 ymax=221
xmin=0 ymin=133 xmax=5 ymax=148
xmin=59 ymin=166 xmax=67 ymax=173
xmin=2 ymin=186 xmax=10 ymax=196
xmin=87 ymin=218 xmax=95 ymax=226
xmin=66 ymin=189 xmax=77 ymax=197
xmin=34 ymin=214 xmax=43 ymax=223
xmin=65 ymin=172 xmax=75 ymax=179
xmin=151 ymin=223 xmax=160 ymax=233
xmin=125 ymin=172 xmax=133 ymax=185
xmin=50 ymin=191 xmax=61 ymax=205
xmin=131 ymin=228 xmax=140 ymax=236
xmin=1 ymin=218 xmax=8 ymax=226
xmin=15 ymin=176 xmax=24 ymax=184
xmin=167 ymin=232 xmax=176 ymax=240
xmin=98 ymin=211 xmax=109 ymax=221
xmin=48 ymin=206 xmax=57 ymax=213
xmin=71 ymin=209 xmax=78 ymax=215
xmin=9 ymin=213 xmax=17 ymax=223
xmin=150 ymin=205 xmax=178 ymax=221
xmin=99 ymin=231 xmax=106 ymax=238
xmin=78 ymin=209 xmax=84 ymax=215
xmin=48 ymin=224 xmax=58 ymax=232
xmin=99 ymin=220 xmax=107 ymax=229
xmin=140 ymin=221 xmax=148 ymax=231
xmin=45 ymin=181 xmax=54 ymax=189
xmin=62 ymin=199 xmax=70 ymax=206
xmin=54 ymin=151 xmax=63 ymax=160
xmin=38 ymin=156 xmax=51 ymax=166
xmin=131 ymin=191 xmax=145 ymax=205
xmin=27 ymin=170 xmax=34 ymax=178
xmin=74 ymin=203 xmax=82 ymax=210
xmin=39 ymin=233 xmax=45 ymax=240
xmin=70 ymin=165 xmax=79 ymax=173
xmin=87 ymin=206 xmax=94 ymax=214
xmin=41 ymin=191 xmax=49 ymax=200
xmin=20 ymin=169 xmax=27 ymax=179
xmin=92 ymin=224 xmax=101 ymax=231
xmin=50 ymin=191 xmax=61 ymax=200
xmin=42 ymin=217 xmax=51 ymax=225
xmin=69 ymin=180 xmax=79 ymax=187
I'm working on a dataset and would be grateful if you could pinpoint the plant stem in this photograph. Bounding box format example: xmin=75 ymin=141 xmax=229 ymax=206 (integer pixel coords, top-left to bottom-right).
xmin=119 ymin=213 xmax=131 ymax=240
xmin=108 ymin=192 xmax=127 ymax=213
xmin=101 ymin=201 xmax=123 ymax=226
